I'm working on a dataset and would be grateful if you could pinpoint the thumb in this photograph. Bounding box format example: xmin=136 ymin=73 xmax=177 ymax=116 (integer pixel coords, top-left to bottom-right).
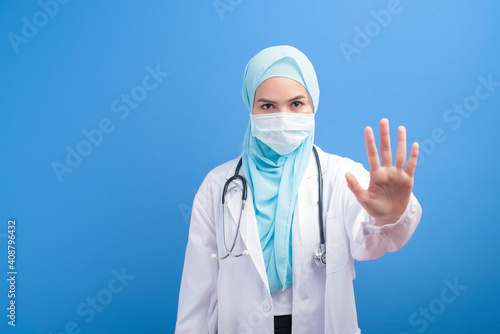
xmin=345 ymin=172 xmax=366 ymax=203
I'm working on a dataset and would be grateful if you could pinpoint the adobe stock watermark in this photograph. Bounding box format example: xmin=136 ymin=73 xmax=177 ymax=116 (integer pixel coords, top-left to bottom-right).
xmin=233 ymin=256 xmax=320 ymax=333
xmin=51 ymin=64 xmax=169 ymax=183
xmin=213 ymin=0 xmax=243 ymax=21
xmin=236 ymin=303 xmax=270 ymax=333
xmin=178 ymin=187 xmax=199 ymax=226
xmin=416 ymin=74 xmax=499 ymax=166
xmin=7 ymin=0 xmax=71 ymax=54
xmin=47 ymin=267 xmax=135 ymax=334
xmin=178 ymin=140 xmax=244 ymax=226
xmin=339 ymin=0 xmax=410 ymax=64
xmin=399 ymin=277 xmax=467 ymax=334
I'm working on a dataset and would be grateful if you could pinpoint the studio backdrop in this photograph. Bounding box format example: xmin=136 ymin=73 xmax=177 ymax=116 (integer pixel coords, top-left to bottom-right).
xmin=1 ymin=1 xmax=499 ymax=333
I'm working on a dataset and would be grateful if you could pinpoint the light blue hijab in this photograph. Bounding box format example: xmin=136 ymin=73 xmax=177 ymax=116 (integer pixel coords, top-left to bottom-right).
xmin=241 ymin=45 xmax=320 ymax=292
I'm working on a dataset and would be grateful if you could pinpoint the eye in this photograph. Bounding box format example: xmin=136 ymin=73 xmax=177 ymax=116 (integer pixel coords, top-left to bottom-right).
xmin=262 ymin=104 xmax=274 ymax=110
xmin=291 ymin=101 xmax=303 ymax=108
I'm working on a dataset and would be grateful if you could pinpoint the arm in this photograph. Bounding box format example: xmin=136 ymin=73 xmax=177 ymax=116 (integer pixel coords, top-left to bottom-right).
xmin=342 ymin=165 xmax=422 ymax=260
xmin=343 ymin=119 xmax=422 ymax=260
xmin=175 ymin=174 xmax=219 ymax=333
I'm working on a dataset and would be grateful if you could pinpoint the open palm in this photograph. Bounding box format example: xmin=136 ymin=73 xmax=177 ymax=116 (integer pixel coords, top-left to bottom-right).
xmin=345 ymin=119 xmax=419 ymax=226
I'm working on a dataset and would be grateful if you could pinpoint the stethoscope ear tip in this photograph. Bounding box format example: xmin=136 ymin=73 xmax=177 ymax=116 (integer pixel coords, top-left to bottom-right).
xmin=242 ymin=250 xmax=249 ymax=256
xmin=210 ymin=254 xmax=217 ymax=259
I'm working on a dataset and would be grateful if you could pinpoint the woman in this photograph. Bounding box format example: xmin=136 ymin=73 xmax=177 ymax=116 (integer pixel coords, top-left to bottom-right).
xmin=175 ymin=45 xmax=421 ymax=334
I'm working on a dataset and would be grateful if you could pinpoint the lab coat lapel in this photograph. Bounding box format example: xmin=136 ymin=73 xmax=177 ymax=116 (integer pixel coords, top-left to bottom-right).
xmin=297 ymin=145 xmax=328 ymax=236
xmin=224 ymin=159 xmax=270 ymax=291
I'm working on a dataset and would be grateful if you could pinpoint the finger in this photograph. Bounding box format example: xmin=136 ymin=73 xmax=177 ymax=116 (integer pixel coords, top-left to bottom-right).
xmin=345 ymin=172 xmax=367 ymax=204
xmin=379 ymin=118 xmax=392 ymax=166
xmin=395 ymin=126 xmax=407 ymax=170
xmin=364 ymin=126 xmax=380 ymax=171
xmin=405 ymin=142 xmax=419 ymax=177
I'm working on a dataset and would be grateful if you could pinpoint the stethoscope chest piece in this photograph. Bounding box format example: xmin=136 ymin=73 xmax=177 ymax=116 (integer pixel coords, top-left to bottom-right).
xmin=313 ymin=247 xmax=326 ymax=267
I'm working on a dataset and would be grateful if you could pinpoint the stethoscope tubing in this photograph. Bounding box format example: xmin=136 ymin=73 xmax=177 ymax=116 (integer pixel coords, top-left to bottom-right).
xmin=213 ymin=147 xmax=326 ymax=267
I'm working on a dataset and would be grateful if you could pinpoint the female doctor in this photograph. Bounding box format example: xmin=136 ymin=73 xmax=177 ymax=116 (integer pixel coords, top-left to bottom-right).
xmin=175 ymin=45 xmax=422 ymax=334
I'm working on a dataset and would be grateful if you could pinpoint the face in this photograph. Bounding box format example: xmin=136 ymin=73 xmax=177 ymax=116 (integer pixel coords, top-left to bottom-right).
xmin=252 ymin=76 xmax=314 ymax=115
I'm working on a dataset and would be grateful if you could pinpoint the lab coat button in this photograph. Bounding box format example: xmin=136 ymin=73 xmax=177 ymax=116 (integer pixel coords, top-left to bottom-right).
xmin=262 ymin=301 xmax=272 ymax=312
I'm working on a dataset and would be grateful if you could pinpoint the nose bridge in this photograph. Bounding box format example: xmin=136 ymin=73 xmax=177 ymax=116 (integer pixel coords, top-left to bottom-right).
xmin=277 ymin=102 xmax=290 ymax=114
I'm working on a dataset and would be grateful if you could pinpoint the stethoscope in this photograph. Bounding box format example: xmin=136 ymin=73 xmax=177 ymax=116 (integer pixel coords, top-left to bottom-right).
xmin=211 ymin=146 xmax=326 ymax=268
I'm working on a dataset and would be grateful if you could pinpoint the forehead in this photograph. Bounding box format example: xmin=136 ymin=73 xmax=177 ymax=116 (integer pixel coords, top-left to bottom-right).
xmin=255 ymin=77 xmax=309 ymax=97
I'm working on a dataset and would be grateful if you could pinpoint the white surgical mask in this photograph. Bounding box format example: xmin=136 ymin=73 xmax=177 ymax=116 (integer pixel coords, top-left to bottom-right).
xmin=250 ymin=112 xmax=314 ymax=155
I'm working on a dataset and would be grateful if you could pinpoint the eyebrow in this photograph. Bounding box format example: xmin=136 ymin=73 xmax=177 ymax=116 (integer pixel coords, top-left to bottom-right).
xmin=256 ymin=95 xmax=307 ymax=103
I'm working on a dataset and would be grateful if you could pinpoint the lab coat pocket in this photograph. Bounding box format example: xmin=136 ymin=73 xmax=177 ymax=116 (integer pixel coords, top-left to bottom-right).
xmin=325 ymin=209 xmax=349 ymax=274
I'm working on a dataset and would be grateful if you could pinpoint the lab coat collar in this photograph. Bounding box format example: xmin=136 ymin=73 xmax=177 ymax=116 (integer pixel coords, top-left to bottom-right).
xmin=305 ymin=144 xmax=328 ymax=179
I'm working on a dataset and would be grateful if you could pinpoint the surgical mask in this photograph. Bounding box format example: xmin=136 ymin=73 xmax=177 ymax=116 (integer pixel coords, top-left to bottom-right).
xmin=250 ymin=112 xmax=314 ymax=155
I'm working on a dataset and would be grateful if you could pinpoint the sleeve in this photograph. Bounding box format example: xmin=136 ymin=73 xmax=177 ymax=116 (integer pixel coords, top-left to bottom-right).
xmin=175 ymin=173 xmax=219 ymax=334
xmin=340 ymin=160 xmax=422 ymax=262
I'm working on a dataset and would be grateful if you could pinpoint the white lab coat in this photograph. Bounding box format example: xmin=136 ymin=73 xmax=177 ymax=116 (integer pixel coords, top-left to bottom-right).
xmin=175 ymin=145 xmax=421 ymax=334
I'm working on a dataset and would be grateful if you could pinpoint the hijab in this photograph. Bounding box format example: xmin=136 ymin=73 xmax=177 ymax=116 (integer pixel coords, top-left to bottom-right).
xmin=241 ymin=45 xmax=320 ymax=292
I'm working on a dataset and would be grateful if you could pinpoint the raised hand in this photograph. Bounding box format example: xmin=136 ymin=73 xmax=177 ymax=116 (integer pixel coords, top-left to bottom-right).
xmin=345 ymin=118 xmax=419 ymax=226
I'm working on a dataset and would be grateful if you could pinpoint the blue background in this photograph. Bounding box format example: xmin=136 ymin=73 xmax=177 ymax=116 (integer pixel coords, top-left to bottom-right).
xmin=1 ymin=0 xmax=499 ymax=333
